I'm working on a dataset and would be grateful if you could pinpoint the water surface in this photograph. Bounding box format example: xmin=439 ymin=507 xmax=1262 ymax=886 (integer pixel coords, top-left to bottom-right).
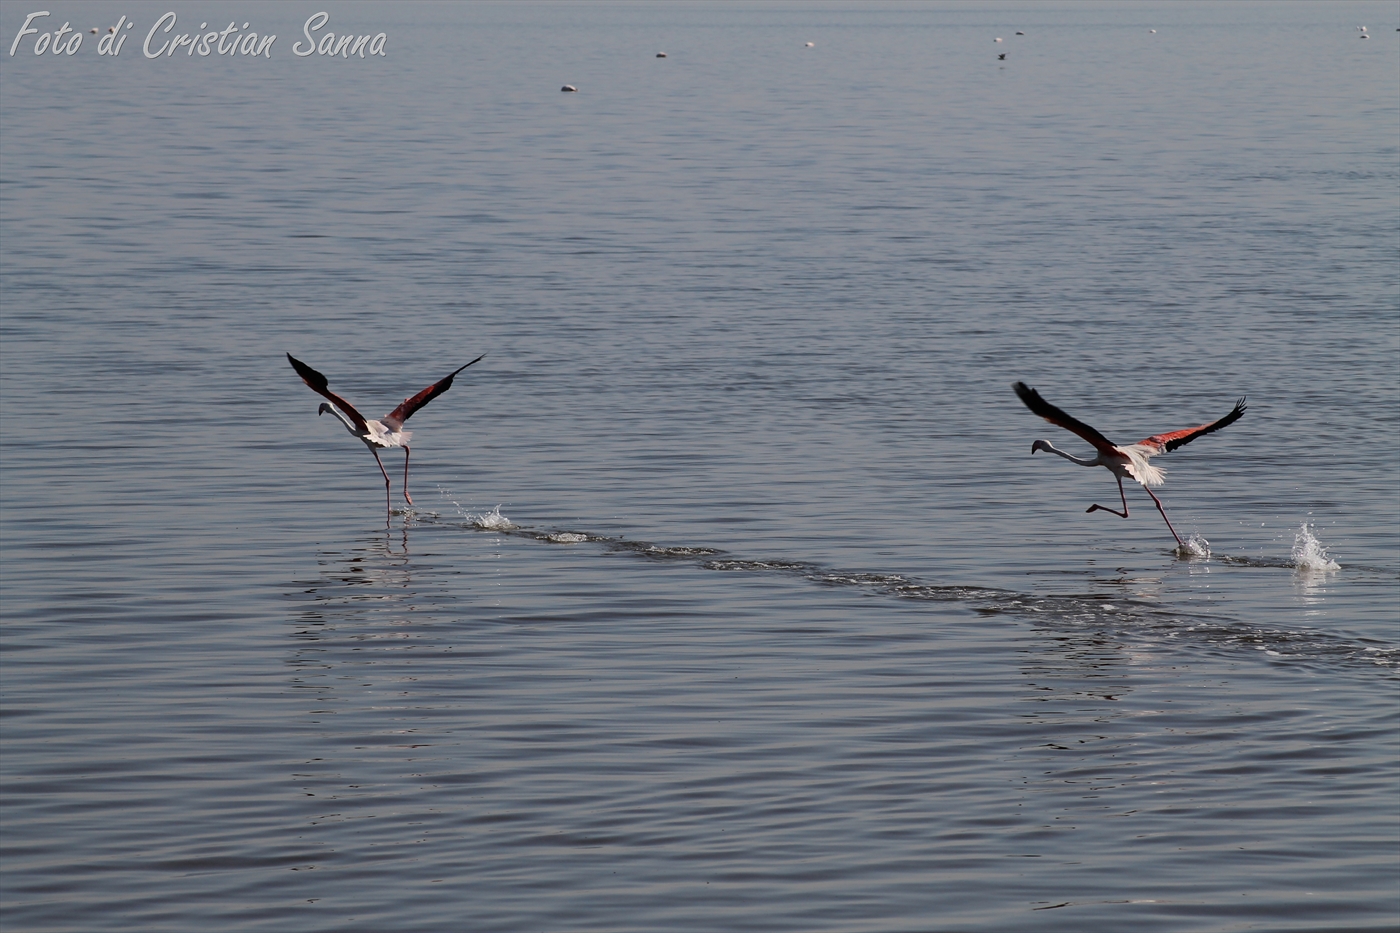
xmin=2 ymin=2 xmax=1397 ymax=930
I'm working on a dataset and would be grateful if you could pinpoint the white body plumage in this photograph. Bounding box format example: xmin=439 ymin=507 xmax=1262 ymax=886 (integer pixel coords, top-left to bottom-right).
xmin=318 ymin=402 xmax=411 ymax=449
xmin=1030 ymin=439 xmax=1166 ymax=487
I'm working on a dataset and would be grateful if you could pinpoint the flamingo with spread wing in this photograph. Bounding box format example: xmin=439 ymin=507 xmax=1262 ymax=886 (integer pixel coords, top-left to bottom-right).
xmin=288 ymin=353 xmax=484 ymax=514
xmin=1013 ymin=382 xmax=1245 ymax=548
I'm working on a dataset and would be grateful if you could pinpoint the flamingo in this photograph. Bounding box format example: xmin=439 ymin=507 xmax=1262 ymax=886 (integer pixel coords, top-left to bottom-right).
xmin=1012 ymin=382 xmax=1245 ymax=549
xmin=288 ymin=353 xmax=484 ymax=513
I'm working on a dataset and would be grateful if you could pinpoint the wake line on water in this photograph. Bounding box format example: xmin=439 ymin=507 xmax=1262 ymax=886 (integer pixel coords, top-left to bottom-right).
xmin=425 ymin=500 xmax=1394 ymax=674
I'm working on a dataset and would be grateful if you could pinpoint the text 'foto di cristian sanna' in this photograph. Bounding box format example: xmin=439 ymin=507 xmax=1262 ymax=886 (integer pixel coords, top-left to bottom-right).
xmin=7 ymin=11 xmax=387 ymax=59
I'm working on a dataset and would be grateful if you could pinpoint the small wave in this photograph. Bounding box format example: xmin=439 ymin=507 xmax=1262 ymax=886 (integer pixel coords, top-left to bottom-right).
xmin=546 ymin=532 xmax=588 ymax=543
xmin=704 ymin=557 xmax=821 ymax=575
xmin=611 ymin=541 xmax=723 ymax=561
xmin=1292 ymin=523 xmax=1340 ymax=572
xmin=1215 ymin=553 xmax=1298 ymax=569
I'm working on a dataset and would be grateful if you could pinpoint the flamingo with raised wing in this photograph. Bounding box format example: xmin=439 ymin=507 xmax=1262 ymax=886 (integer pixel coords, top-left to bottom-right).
xmin=288 ymin=353 xmax=484 ymax=514
xmin=1013 ymin=382 xmax=1245 ymax=548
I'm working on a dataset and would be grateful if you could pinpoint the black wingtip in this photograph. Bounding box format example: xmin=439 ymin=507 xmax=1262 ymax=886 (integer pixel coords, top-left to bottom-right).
xmin=286 ymin=353 xmax=328 ymax=390
xmin=1012 ymin=381 xmax=1051 ymax=415
xmin=440 ymin=353 xmax=486 ymax=384
xmin=1220 ymin=396 xmax=1247 ymax=425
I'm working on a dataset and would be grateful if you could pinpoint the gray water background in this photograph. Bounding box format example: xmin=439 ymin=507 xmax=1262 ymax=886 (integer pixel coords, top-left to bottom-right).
xmin=2 ymin=2 xmax=1397 ymax=930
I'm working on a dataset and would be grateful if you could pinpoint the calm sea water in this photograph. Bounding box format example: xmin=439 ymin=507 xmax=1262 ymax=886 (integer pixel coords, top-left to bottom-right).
xmin=2 ymin=2 xmax=1397 ymax=930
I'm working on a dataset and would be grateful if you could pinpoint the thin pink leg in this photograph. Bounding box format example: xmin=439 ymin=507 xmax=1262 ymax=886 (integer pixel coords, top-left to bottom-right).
xmin=402 ymin=446 xmax=413 ymax=506
xmin=1086 ymin=475 xmax=1130 ymax=519
xmin=1142 ymin=485 xmax=1185 ymax=548
xmin=371 ymin=448 xmax=392 ymax=515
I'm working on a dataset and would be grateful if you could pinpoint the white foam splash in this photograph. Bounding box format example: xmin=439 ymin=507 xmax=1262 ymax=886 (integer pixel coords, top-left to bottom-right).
xmin=471 ymin=505 xmax=514 ymax=530
xmin=1176 ymin=533 xmax=1210 ymax=558
xmin=547 ymin=532 xmax=587 ymax=543
xmin=435 ymin=487 xmax=514 ymax=530
xmin=1292 ymin=523 xmax=1340 ymax=572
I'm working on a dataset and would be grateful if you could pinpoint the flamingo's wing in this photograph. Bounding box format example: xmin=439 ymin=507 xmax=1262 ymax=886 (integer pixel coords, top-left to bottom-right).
xmin=1139 ymin=397 xmax=1246 ymax=453
xmin=1013 ymin=382 xmax=1119 ymax=454
xmin=287 ymin=353 xmax=370 ymax=433
xmin=383 ymin=354 xmax=485 ymax=429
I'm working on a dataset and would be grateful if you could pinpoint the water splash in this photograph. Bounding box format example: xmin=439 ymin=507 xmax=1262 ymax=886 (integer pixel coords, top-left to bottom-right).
xmin=547 ymin=532 xmax=588 ymax=543
xmin=471 ymin=505 xmax=514 ymax=530
xmin=1176 ymin=534 xmax=1210 ymax=559
xmin=435 ymin=487 xmax=515 ymax=530
xmin=1292 ymin=523 xmax=1340 ymax=572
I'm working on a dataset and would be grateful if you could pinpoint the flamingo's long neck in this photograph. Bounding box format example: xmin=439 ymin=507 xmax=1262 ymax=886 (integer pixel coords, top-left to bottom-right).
xmin=1034 ymin=441 xmax=1101 ymax=468
xmin=319 ymin=403 xmax=361 ymax=436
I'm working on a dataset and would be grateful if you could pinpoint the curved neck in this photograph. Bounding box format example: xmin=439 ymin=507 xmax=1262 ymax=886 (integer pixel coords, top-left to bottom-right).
xmin=1037 ymin=441 xmax=1099 ymax=468
xmin=320 ymin=403 xmax=359 ymax=434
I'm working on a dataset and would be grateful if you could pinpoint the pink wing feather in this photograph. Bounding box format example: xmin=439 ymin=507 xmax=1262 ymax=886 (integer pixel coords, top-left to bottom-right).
xmin=1137 ymin=398 xmax=1247 ymax=453
xmin=382 ymin=354 xmax=486 ymax=430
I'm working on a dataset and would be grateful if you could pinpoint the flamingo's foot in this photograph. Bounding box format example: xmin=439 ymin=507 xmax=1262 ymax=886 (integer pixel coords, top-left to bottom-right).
xmin=1086 ymin=504 xmax=1128 ymax=518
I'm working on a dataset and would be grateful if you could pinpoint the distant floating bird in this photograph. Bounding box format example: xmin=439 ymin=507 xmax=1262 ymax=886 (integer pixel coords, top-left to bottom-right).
xmin=561 ymin=85 xmax=578 ymax=92
xmin=288 ymin=353 xmax=484 ymax=515
xmin=89 ymin=27 xmax=98 ymax=34
xmin=998 ymin=53 xmax=1007 ymax=60
xmin=1016 ymin=31 xmax=1025 ymax=35
xmin=1149 ymin=29 xmax=1157 ymax=34
xmin=656 ymin=52 xmax=667 ymax=57
xmin=1013 ymin=382 xmax=1246 ymax=549
xmin=994 ymin=37 xmax=1003 ymax=43
xmin=805 ymin=41 xmax=815 ymax=47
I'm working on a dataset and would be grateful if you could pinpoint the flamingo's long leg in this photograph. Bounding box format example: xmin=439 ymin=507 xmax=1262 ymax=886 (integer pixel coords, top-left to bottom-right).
xmin=1086 ymin=475 xmax=1130 ymax=519
xmin=402 ymin=446 xmax=413 ymax=506
xmin=370 ymin=447 xmax=392 ymax=515
xmin=1142 ymin=485 xmax=1185 ymax=548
